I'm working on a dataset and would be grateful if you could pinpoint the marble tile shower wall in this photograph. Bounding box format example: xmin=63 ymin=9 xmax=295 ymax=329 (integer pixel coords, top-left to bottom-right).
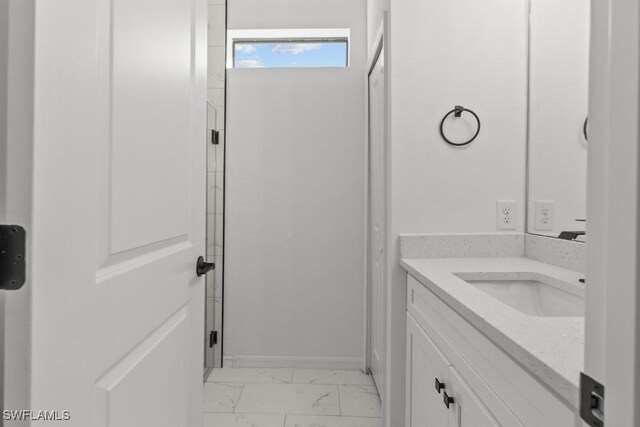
xmin=207 ymin=0 xmax=226 ymax=368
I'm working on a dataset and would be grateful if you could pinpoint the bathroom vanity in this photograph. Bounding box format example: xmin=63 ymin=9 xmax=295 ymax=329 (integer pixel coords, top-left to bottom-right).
xmin=401 ymin=251 xmax=584 ymax=427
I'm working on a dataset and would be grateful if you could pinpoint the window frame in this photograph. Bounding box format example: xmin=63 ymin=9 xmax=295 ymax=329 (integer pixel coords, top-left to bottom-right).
xmin=226 ymin=29 xmax=351 ymax=69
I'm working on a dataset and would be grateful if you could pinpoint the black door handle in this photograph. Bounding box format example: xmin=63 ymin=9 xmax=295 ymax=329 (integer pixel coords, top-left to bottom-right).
xmin=443 ymin=391 xmax=454 ymax=409
xmin=435 ymin=378 xmax=445 ymax=394
xmin=196 ymin=256 xmax=215 ymax=277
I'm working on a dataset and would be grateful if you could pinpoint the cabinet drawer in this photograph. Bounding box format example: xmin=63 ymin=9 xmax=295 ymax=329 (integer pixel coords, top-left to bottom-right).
xmin=407 ymin=274 xmax=578 ymax=427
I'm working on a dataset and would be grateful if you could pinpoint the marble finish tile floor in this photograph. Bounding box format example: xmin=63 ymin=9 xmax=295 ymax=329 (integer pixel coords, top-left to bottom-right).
xmin=203 ymin=368 xmax=381 ymax=427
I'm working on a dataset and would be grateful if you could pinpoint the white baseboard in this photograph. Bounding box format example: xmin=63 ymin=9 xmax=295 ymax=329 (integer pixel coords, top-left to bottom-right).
xmin=223 ymin=355 xmax=363 ymax=370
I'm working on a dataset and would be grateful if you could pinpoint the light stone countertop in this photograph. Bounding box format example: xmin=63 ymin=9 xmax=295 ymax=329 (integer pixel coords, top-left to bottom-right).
xmin=400 ymin=257 xmax=585 ymax=408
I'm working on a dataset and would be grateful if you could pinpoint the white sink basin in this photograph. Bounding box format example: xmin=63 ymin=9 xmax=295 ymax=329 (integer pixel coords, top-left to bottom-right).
xmin=463 ymin=279 xmax=585 ymax=317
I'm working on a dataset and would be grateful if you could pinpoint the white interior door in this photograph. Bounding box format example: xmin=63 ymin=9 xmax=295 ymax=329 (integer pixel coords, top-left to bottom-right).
xmin=368 ymin=48 xmax=386 ymax=392
xmin=585 ymin=0 xmax=640 ymax=426
xmin=4 ymin=0 xmax=207 ymax=425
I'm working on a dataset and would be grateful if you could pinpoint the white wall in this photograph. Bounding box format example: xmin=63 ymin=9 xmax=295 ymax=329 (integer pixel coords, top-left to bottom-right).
xmin=390 ymin=1 xmax=528 ymax=235
xmin=378 ymin=0 xmax=529 ymax=424
xmin=229 ymin=0 xmax=363 ymax=31
xmin=527 ymin=0 xmax=589 ymax=236
xmin=225 ymin=0 xmax=367 ymax=366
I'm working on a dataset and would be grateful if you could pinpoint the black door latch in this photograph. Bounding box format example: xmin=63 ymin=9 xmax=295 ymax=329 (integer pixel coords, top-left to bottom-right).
xmin=0 ymin=225 xmax=26 ymax=290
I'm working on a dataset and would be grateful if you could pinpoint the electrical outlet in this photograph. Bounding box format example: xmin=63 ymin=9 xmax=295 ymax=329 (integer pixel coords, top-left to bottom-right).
xmin=496 ymin=200 xmax=517 ymax=230
xmin=534 ymin=201 xmax=554 ymax=231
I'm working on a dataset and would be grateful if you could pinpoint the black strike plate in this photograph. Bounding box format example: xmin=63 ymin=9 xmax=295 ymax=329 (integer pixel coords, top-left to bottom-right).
xmin=580 ymin=372 xmax=605 ymax=427
xmin=0 ymin=225 xmax=26 ymax=290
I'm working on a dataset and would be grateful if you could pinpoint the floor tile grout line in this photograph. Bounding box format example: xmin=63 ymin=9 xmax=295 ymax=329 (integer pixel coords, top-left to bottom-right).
xmin=208 ymin=381 xmax=294 ymax=385
xmin=205 ymin=380 xmax=374 ymax=387
xmin=282 ymin=414 xmax=381 ymax=419
xmin=207 ymin=369 xmax=373 ymax=383
xmin=231 ymin=382 xmax=247 ymax=413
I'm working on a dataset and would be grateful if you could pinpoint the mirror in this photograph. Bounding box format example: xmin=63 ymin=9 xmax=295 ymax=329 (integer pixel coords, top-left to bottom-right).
xmin=526 ymin=0 xmax=590 ymax=242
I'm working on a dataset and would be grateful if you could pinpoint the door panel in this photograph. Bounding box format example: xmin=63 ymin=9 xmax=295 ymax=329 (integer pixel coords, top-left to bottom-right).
xmin=24 ymin=0 xmax=207 ymax=425
xmin=108 ymin=0 xmax=192 ymax=253
xmin=96 ymin=308 xmax=189 ymax=427
xmin=406 ymin=314 xmax=451 ymax=427
xmin=368 ymin=49 xmax=385 ymax=392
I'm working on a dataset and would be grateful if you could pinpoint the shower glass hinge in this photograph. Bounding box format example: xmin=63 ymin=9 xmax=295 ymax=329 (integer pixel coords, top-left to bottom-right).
xmin=209 ymin=331 xmax=218 ymax=348
xmin=211 ymin=130 xmax=220 ymax=145
xmin=580 ymin=372 xmax=605 ymax=426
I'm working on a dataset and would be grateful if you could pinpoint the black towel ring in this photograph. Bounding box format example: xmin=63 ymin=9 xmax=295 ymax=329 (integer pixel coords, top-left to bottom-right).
xmin=583 ymin=117 xmax=588 ymax=141
xmin=440 ymin=105 xmax=481 ymax=146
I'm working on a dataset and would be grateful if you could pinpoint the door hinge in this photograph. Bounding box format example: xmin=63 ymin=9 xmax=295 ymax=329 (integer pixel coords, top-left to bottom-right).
xmin=209 ymin=331 xmax=218 ymax=348
xmin=0 ymin=225 xmax=26 ymax=290
xmin=580 ymin=372 xmax=605 ymax=427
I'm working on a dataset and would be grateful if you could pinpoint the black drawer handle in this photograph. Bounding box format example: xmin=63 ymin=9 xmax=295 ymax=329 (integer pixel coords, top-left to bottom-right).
xmin=196 ymin=256 xmax=215 ymax=277
xmin=443 ymin=391 xmax=454 ymax=409
xmin=435 ymin=378 xmax=445 ymax=394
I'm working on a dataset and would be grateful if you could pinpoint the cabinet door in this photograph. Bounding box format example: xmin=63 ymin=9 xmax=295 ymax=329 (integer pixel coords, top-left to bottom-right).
xmin=448 ymin=367 xmax=501 ymax=427
xmin=406 ymin=314 xmax=451 ymax=427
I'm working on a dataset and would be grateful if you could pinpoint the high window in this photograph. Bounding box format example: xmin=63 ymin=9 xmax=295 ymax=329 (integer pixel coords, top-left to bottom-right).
xmin=227 ymin=29 xmax=350 ymax=69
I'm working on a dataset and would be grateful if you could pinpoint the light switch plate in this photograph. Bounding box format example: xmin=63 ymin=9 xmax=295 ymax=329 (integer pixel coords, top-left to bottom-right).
xmin=496 ymin=200 xmax=517 ymax=230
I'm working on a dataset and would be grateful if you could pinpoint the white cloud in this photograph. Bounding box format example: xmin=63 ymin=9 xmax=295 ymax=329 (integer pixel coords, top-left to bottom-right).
xmin=271 ymin=43 xmax=322 ymax=55
xmin=235 ymin=59 xmax=265 ymax=68
xmin=235 ymin=44 xmax=257 ymax=54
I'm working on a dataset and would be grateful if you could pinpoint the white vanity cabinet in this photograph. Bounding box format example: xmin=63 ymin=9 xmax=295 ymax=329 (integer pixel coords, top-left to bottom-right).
xmin=407 ymin=314 xmax=503 ymax=427
xmin=405 ymin=274 xmax=581 ymax=427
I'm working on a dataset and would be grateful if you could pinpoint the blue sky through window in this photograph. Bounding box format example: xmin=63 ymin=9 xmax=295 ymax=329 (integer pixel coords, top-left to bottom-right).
xmin=234 ymin=41 xmax=348 ymax=68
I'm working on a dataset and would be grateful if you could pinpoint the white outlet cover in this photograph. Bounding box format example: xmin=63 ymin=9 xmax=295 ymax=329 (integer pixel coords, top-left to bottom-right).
xmin=496 ymin=200 xmax=517 ymax=230
xmin=534 ymin=201 xmax=555 ymax=231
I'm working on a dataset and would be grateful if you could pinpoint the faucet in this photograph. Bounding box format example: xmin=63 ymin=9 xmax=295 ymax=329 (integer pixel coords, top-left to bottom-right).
xmin=557 ymin=231 xmax=585 ymax=240
xmin=557 ymin=219 xmax=586 ymax=241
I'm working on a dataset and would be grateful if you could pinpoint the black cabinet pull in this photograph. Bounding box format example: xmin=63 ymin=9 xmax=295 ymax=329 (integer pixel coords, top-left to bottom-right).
xmin=196 ymin=256 xmax=215 ymax=277
xmin=435 ymin=378 xmax=445 ymax=394
xmin=443 ymin=391 xmax=454 ymax=409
